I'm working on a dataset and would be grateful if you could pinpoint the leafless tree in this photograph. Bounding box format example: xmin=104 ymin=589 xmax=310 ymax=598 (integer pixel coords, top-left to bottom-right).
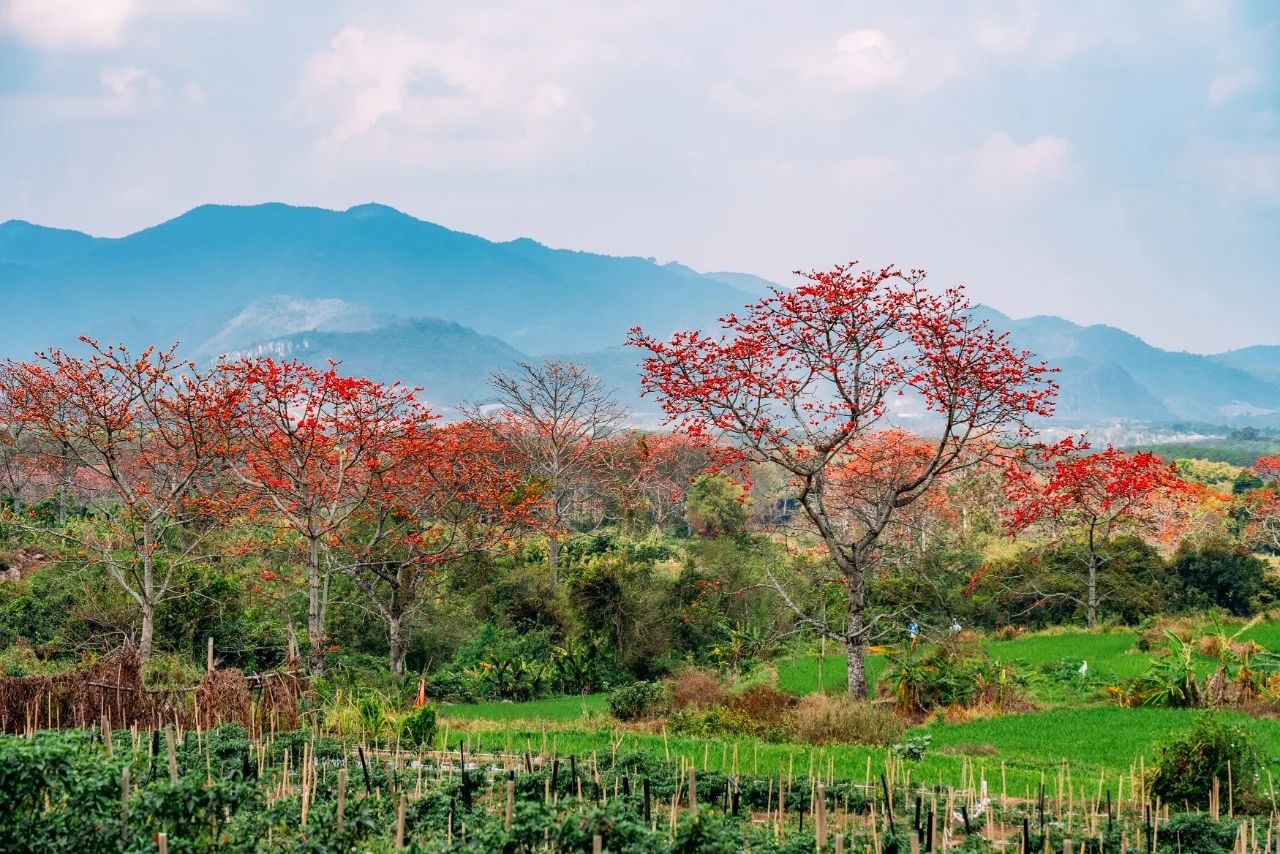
xmin=473 ymin=360 xmax=629 ymax=580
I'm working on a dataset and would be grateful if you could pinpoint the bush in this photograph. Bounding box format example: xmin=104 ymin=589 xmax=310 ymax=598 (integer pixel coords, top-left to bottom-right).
xmin=609 ymin=681 xmax=669 ymax=721
xmin=892 ymin=733 xmax=932 ymax=761
xmin=667 ymin=667 xmax=724 ymax=710
xmin=786 ymin=694 xmax=905 ymax=746
xmin=1155 ymin=814 xmax=1242 ymax=854
xmin=398 ymin=704 xmax=438 ymax=747
xmin=1151 ymin=714 xmax=1262 ymax=810
xmin=667 ymin=706 xmax=773 ymax=740
xmin=727 ymin=684 xmax=796 ymax=729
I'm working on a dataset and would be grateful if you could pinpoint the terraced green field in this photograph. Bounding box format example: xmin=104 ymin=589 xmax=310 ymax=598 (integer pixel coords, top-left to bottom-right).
xmin=437 ymin=622 xmax=1280 ymax=795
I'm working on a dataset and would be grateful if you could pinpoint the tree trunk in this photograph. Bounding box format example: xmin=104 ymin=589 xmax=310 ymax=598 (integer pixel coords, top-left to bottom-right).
xmin=389 ymin=613 xmax=405 ymax=676
xmin=547 ymin=532 xmax=560 ymax=583
xmin=1086 ymin=550 xmax=1098 ymax=629
xmin=139 ymin=598 xmax=155 ymax=658
xmin=139 ymin=545 xmax=155 ymax=658
xmin=308 ymin=536 xmax=325 ymax=676
xmin=845 ymin=578 xmax=868 ymax=698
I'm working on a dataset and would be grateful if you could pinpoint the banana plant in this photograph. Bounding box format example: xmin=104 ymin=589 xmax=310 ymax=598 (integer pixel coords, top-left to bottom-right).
xmin=1142 ymin=631 xmax=1201 ymax=708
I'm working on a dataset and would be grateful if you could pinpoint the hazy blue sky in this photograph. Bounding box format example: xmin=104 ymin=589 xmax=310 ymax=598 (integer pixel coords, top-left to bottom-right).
xmin=0 ymin=1 xmax=1275 ymax=353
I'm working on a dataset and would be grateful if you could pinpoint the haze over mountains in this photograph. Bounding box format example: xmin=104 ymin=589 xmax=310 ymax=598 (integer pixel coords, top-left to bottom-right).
xmin=0 ymin=202 xmax=1276 ymax=428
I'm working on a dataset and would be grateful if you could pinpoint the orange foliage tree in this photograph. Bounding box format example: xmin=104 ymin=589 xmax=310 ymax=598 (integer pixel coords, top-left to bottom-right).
xmin=338 ymin=420 xmax=545 ymax=674
xmin=220 ymin=357 xmax=435 ymax=675
xmin=1003 ymin=439 xmax=1193 ymax=627
xmin=0 ymin=340 xmax=232 ymax=656
xmin=631 ymin=262 xmax=1056 ymax=696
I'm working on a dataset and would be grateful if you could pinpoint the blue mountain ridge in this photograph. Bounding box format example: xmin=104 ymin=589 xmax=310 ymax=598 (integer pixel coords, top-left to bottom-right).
xmin=0 ymin=203 xmax=1276 ymax=426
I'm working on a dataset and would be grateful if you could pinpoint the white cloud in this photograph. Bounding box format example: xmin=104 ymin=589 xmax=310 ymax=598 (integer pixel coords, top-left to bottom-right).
xmin=823 ymin=29 xmax=906 ymax=92
xmin=971 ymin=5 xmax=1086 ymax=67
xmin=1 ymin=0 xmax=136 ymax=48
xmin=293 ymin=24 xmax=593 ymax=168
xmin=974 ymin=132 xmax=1071 ymax=191
xmin=100 ymin=66 xmax=155 ymax=99
xmin=1208 ymin=69 xmax=1259 ymax=105
xmin=1188 ymin=144 xmax=1280 ymax=204
xmin=972 ymin=11 xmax=1033 ymax=57
xmin=0 ymin=0 xmax=235 ymax=49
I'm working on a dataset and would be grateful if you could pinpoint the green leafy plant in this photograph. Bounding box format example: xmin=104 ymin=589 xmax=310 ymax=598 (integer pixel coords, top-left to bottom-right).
xmin=892 ymin=733 xmax=932 ymax=761
xmin=608 ymin=680 xmax=668 ymax=721
xmin=1150 ymin=714 xmax=1261 ymax=810
xmin=397 ymin=703 xmax=438 ymax=747
xmin=1142 ymin=631 xmax=1202 ymax=707
xmin=356 ymin=690 xmax=391 ymax=743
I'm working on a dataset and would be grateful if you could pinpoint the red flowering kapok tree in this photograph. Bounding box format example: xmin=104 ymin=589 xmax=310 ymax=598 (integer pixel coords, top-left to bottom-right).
xmin=339 ymin=420 xmax=546 ymax=674
xmin=1002 ymin=439 xmax=1191 ymax=627
xmin=1237 ymin=455 xmax=1280 ymax=553
xmin=0 ymin=340 xmax=231 ymax=656
xmin=630 ymin=262 xmax=1057 ymax=696
xmin=222 ymin=357 xmax=434 ymax=675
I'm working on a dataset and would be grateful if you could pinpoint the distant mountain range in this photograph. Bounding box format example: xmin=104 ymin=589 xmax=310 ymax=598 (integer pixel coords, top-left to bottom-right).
xmin=0 ymin=202 xmax=1276 ymax=427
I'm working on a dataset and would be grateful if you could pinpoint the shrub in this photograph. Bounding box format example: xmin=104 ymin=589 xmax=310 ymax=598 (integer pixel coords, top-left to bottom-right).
xmin=892 ymin=733 xmax=932 ymax=761
xmin=667 ymin=667 xmax=725 ymax=710
xmin=398 ymin=704 xmax=438 ymax=747
xmin=1151 ymin=714 xmax=1261 ymax=810
xmin=609 ymin=681 xmax=669 ymax=721
xmin=1156 ymin=814 xmax=1242 ymax=854
xmin=1136 ymin=615 xmax=1202 ymax=652
xmin=667 ymin=706 xmax=773 ymax=740
xmin=726 ymin=684 xmax=796 ymax=729
xmin=882 ymin=637 xmax=1026 ymax=716
xmin=786 ymin=694 xmax=905 ymax=746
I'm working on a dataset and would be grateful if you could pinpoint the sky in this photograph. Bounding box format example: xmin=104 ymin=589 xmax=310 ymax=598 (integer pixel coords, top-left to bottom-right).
xmin=0 ymin=0 xmax=1276 ymax=354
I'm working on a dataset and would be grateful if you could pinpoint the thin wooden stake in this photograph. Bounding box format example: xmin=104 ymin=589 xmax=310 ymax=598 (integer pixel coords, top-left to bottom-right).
xmin=395 ymin=793 xmax=406 ymax=848
xmin=165 ymin=727 xmax=178 ymax=785
xmin=120 ymin=766 xmax=130 ymax=829
xmin=336 ymin=768 xmax=347 ymax=834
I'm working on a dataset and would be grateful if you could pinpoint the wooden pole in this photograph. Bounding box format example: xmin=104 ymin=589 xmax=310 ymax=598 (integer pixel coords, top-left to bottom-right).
xmin=120 ymin=766 xmax=130 ymax=828
xmin=336 ymin=768 xmax=347 ymax=834
xmin=157 ymin=832 xmax=168 ymax=854
xmin=816 ymin=782 xmax=828 ymax=852
xmin=395 ymin=792 xmax=406 ymax=848
xmin=207 ymin=637 xmax=214 ymax=672
xmin=165 ymin=727 xmax=178 ymax=784
xmin=505 ymin=777 xmax=515 ymax=831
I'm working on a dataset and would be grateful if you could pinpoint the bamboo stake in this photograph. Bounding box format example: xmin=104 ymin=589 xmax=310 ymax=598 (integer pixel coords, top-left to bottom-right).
xmin=336 ymin=768 xmax=347 ymax=834
xmin=816 ymin=781 xmax=828 ymax=852
xmin=300 ymin=742 xmax=311 ymax=827
xmin=120 ymin=766 xmax=130 ymax=829
xmin=395 ymin=793 xmax=406 ymax=848
xmin=165 ymin=727 xmax=178 ymax=785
